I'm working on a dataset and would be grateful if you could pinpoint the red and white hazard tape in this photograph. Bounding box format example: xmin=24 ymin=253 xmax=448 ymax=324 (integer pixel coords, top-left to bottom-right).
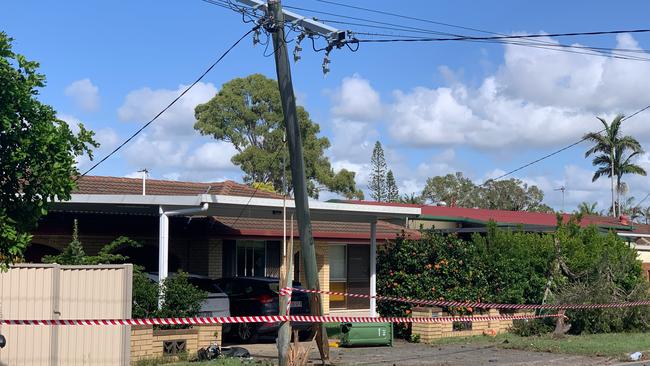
xmin=286 ymin=287 xmax=650 ymax=310
xmin=0 ymin=313 xmax=562 ymax=326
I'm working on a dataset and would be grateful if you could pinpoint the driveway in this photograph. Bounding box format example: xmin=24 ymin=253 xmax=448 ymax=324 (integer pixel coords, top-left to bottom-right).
xmin=226 ymin=339 xmax=622 ymax=365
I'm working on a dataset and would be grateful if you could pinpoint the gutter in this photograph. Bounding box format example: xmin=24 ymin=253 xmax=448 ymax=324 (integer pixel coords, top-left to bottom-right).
xmin=158 ymin=202 xmax=209 ymax=308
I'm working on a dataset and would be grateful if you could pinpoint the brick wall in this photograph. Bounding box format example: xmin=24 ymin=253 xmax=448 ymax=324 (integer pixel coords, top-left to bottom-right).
xmin=411 ymin=307 xmax=533 ymax=343
xmin=294 ymin=241 xmax=330 ymax=314
xmin=130 ymin=325 xmax=222 ymax=364
xmin=207 ymin=239 xmax=223 ymax=279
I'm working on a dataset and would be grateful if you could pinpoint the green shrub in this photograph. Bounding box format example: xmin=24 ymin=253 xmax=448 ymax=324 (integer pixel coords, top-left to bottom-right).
xmin=379 ymin=219 xmax=650 ymax=338
xmin=510 ymin=318 xmax=554 ymax=337
xmin=377 ymin=232 xmax=490 ymax=337
xmin=131 ymin=270 xmax=207 ymax=328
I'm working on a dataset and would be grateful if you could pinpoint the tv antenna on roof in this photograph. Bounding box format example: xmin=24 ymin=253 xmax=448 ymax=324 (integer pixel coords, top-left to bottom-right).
xmin=555 ymin=186 xmax=566 ymax=212
xmin=137 ymin=168 xmax=149 ymax=196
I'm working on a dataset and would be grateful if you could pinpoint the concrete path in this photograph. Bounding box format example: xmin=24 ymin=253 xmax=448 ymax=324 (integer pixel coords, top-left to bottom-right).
xmin=226 ymin=339 xmax=618 ymax=365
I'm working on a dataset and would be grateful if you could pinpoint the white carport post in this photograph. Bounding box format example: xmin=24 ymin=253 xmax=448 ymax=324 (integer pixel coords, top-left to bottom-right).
xmin=158 ymin=207 xmax=169 ymax=308
xmin=158 ymin=203 xmax=209 ymax=308
xmin=370 ymin=219 xmax=377 ymax=317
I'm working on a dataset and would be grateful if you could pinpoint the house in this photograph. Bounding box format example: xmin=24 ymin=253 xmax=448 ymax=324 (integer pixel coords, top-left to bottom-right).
xmin=29 ymin=176 xmax=420 ymax=316
xmin=334 ymin=199 xmax=650 ymax=280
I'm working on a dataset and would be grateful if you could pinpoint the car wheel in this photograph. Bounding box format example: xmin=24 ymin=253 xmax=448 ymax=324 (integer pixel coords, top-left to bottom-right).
xmin=237 ymin=323 xmax=259 ymax=343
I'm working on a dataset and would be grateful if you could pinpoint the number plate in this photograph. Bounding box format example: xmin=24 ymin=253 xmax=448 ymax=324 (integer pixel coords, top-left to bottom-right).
xmin=291 ymin=301 xmax=302 ymax=308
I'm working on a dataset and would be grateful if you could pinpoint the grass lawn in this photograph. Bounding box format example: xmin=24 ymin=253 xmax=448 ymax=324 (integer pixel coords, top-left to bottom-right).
xmin=429 ymin=332 xmax=650 ymax=359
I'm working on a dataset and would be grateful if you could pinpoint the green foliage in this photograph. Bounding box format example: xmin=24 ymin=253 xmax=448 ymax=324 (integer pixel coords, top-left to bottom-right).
xmin=378 ymin=222 xmax=650 ymax=338
xmin=250 ymin=181 xmax=276 ymax=194
xmin=132 ymin=268 xmax=160 ymax=319
xmin=583 ymin=114 xmax=646 ymax=216
xmin=400 ymin=193 xmax=424 ymax=204
xmin=156 ymin=272 xmax=207 ymax=319
xmin=575 ymin=201 xmax=599 ymax=216
xmin=386 ymin=170 xmax=399 ymax=203
xmin=194 ymin=74 xmax=361 ymax=199
xmin=132 ymin=271 xmax=207 ymax=328
xmin=377 ymin=232 xmax=490 ymax=337
xmin=42 ymin=220 xmax=141 ymax=265
xmin=422 ymin=172 xmax=478 ymax=207
xmin=510 ymin=318 xmax=555 ymax=337
xmin=552 ymin=220 xmax=650 ymax=333
xmin=0 ymin=32 xmax=97 ymax=265
xmin=473 ymin=223 xmax=555 ymax=305
xmin=421 ymin=172 xmax=552 ymax=212
xmin=369 ymin=141 xmax=388 ymax=201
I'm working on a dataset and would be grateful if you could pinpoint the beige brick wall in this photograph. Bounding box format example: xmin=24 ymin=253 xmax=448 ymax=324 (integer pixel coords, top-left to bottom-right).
xmin=293 ymin=241 xmax=330 ymax=314
xmin=207 ymin=239 xmax=223 ymax=279
xmin=130 ymin=325 xmax=222 ymax=364
xmin=411 ymin=307 xmax=534 ymax=342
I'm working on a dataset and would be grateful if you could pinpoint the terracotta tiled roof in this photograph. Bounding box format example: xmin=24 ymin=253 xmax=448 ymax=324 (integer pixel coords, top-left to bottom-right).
xmin=420 ymin=206 xmax=630 ymax=229
xmin=335 ymin=200 xmax=631 ymax=230
xmin=632 ymin=224 xmax=650 ymax=235
xmin=209 ymin=216 xmax=420 ymax=241
xmin=74 ymin=175 xmax=282 ymax=199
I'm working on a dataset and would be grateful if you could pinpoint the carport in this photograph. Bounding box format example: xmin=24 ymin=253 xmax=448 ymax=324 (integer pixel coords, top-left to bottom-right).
xmin=52 ymin=193 xmax=420 ymax=316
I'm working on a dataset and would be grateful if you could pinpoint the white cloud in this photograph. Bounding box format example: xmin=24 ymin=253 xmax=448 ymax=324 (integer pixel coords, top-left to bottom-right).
xmin=330 ymin=75 xmax=382 ymax=121
xmin=116 ymin=82 xmax=244 ymax=182
xmin=185 ymin=141 xmax=238 ymax=170
xmin=65 ymin=79 xmax=100 ymax=112
xmin=58 ymin=114 xmax=119 ymax=170
xmin=117 ymin=82 xmax=217 ymax=138
xmin=387 ymin=34 xmax=650 ymax=150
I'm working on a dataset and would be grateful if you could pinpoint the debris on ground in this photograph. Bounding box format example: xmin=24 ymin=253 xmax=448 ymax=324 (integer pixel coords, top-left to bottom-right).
xmin=629 ymin=351 xmax=644 ymax=361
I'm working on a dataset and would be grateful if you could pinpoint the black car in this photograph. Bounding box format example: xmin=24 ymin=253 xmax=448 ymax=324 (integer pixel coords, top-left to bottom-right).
xmin=214 ymin=277 xmax=312 ymax=342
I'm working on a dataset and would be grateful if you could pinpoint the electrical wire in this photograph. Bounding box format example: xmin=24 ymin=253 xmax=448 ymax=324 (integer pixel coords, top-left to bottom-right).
xmin=486 ymin=105 xmax=650 ymax=183
xmin=353 ymin=29 xmax=650 ymax=44
xmin=231 ymin=146 xmax=286 ymax=227
xmin=290 ymin=3 xmax=650 ymax=61
xmin=78 ymin=26 xmax=259 ymax=179
xmin=313 ymin=0 xmax=650 ymax=55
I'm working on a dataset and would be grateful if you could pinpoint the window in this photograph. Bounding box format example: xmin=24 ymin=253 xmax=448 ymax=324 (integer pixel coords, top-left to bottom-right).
xmin=236 ymin=241 xmax=266 ymax=277
xmin=329 ymin=244 xmax=347 ymax=309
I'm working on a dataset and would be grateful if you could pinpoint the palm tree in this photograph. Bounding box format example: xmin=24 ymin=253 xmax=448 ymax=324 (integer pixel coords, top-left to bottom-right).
xmin=583 ymin=114 xmax=646 ymax=217
xmin=400 ymin=193 xmax=424 ymax=204
xmin=575 ymin=201 xmax=598 ymax=216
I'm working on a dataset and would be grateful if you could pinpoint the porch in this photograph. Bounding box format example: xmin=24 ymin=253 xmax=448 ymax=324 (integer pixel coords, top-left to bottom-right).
xmin=37 ymin=176 xmax=420 ymax=316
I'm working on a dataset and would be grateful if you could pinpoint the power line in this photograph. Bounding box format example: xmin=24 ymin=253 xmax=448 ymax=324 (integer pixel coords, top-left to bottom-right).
xmin=353 ymin=29 xmax=650 ymax=44
xmin=487 ymin=105 xmax=650 ymax=183
xmin=313 ymin=0 xmax=650 ymax=55
xmin=78 ymin=26 xmax=258 ymax=179
xmin=284 ymin=4 xmax=650 ymax=62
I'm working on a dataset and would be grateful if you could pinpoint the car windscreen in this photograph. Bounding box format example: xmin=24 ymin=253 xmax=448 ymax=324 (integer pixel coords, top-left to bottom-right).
xmin=188 ymin=278 xmax=222 ymax=293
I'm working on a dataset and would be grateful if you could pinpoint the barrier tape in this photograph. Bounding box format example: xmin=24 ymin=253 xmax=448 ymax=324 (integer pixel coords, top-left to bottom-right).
xmin=0 ymin=313 xmax=562 ymax=326
xmin=285 ymin=287 xmax=650 ymax=310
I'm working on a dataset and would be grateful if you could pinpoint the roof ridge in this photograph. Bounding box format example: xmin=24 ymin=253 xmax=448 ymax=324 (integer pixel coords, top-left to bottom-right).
xmin=82 ymin=175 xmax=231 ymax=187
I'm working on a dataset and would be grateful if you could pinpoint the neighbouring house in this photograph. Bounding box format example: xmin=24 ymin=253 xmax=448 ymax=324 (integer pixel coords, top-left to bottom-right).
xmin=28 ymin=176 xmax=420 ymax=316
xmin=333 ymin=200 xmax=650 ymax=280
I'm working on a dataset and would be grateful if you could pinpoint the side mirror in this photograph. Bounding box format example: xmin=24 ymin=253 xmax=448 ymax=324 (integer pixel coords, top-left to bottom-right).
xmin=0 ymin=334 xmax=6 ymax=348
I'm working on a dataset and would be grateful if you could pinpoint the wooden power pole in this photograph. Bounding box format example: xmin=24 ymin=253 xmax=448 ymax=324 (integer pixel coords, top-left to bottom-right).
xmin=235 ymin=0 xmax=346 ymax=362
xmin=267 ymin=0 xmax=329 ymax=362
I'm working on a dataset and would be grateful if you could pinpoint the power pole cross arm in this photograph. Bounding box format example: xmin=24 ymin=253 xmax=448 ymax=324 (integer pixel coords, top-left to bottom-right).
xmin=235 ymin=0 xmax=346 ymax=42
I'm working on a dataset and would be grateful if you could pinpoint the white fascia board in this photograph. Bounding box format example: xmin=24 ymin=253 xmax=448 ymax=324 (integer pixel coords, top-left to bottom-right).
xmin=64 ymin=194 xmax=202 ymax=207
xmin=618 ymin=232 xmax=650 ymax=238
xmin=201 ymin=194 xmax=420 ymax=217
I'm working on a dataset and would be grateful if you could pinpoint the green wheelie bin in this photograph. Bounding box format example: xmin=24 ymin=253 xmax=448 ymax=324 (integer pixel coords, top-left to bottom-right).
xmin=339 ymin=322 xmax=393 ymax=347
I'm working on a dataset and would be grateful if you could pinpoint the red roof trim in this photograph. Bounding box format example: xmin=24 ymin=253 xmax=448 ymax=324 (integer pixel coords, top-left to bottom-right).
xmin=218 ymin=228 xmax=418 ymax=240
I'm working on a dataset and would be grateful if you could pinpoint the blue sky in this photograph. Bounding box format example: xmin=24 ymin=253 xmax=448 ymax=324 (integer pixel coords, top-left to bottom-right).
xmin=4 ymin=0 xmax=650 ymax=211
